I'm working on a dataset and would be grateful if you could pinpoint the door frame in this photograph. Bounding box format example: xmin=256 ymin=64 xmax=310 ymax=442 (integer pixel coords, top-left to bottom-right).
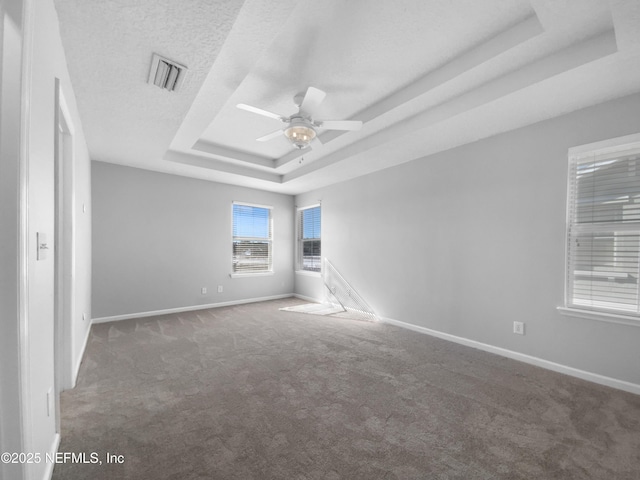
xmin=54 ymin=78 xmax=76 ymax=401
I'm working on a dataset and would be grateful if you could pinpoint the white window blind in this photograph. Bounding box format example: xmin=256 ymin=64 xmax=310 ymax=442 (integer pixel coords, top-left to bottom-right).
xmin=566 ymin=142 xmax=640 ymax=316
xmin=232 ymin=203 xmax=272 ymax=273
xmin=297 ymin=205 xmax=321 ymax=272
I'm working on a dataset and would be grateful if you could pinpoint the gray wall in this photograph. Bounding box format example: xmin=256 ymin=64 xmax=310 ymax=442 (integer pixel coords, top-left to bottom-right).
xmin=295 ymin=93 xmax=640 ymax=386
xmin=92 ymin=162 xmax=295 ymax=319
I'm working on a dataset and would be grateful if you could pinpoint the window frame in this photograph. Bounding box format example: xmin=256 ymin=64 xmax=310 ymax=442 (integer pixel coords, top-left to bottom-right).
xmin=296 ymin=203 xmax=322 ymax=275
xmin=563 ymin=133 xmax=640 ymax=323
xmin=230 ymin=201 xmax=274 ymax=278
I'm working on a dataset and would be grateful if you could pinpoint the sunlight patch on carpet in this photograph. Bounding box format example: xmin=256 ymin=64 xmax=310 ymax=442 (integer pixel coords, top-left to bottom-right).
xmin=280 ymin=303 xmax=376 ymax=321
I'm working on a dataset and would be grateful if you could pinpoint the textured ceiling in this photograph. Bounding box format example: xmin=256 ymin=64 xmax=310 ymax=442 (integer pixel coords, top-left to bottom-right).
xmin=54 ymin=0 xmax=640 ymax=194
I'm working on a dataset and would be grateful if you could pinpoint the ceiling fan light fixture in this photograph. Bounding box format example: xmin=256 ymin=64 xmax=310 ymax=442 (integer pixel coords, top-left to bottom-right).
xmin=284 ymin=124 xmax=316 ymax=149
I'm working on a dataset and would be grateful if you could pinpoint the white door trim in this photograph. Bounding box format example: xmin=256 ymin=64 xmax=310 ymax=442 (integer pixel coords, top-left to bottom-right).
xmin=19 ymin=0 xmax=35 ymax=472
xmin=54 ymin=78 xmax=76 ymax=395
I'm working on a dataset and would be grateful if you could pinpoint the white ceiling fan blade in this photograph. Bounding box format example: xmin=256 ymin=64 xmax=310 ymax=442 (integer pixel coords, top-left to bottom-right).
xmin=256 ymin=129 xmax=284 ymax=142
xmin=317 ymin=120 xmax=363 ymax=131
xmin=299 ymin=87 xmax=326 ymax=115
xmin=310 ymin=136 xmax=323 ymax=149
xmin=237 ymin=104 xmax=286 ymax=122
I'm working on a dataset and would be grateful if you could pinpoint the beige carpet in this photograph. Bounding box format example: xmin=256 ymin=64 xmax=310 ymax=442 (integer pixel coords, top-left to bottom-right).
xmin=54 ymin=298 xmax=640 ymax=479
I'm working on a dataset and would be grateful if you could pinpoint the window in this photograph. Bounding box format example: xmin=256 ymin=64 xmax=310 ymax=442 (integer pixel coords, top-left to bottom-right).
xmin=297 ymin=205 xmax=321 ymax=273
xmin=232 ymin=202 xmax=272 ymax=274
xmin=565 ymin=134 xmax=640 ymax=317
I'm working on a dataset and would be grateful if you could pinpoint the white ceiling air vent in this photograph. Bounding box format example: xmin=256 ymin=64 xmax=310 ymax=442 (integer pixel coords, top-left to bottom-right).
xmin=148 ymin=53 xmax=187 ymax=92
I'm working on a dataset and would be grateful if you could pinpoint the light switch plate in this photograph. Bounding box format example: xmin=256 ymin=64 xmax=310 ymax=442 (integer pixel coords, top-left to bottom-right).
xmin=37 ymin=232 xmax=48 ymax=260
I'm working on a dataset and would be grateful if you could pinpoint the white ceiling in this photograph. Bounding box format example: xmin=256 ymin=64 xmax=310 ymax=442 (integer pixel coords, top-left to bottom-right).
xmin=54 ymin=0 xmax=640 ymax=195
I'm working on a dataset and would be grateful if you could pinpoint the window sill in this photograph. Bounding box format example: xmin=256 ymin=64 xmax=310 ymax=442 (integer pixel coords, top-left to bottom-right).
xmin=295 ymin=270 xmax=321 ymax=277
xmin=557 ymin=306 xmax=640 ymax=327
xmin=230 ymin=271 xmax=274 ymax=279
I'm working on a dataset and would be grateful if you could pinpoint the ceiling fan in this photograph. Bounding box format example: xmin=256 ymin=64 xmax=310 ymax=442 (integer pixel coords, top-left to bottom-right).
xmin=237 ymin=87 xmax=362 ymax=150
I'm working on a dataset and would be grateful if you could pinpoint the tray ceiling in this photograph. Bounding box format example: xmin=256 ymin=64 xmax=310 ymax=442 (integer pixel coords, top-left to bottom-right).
xmin=54 ymin=0 xmax=640 ymax=194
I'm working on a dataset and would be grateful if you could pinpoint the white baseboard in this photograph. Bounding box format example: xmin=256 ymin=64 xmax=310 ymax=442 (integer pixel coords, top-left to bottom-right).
xmin=43 ymin=433 xmax=60 ymax=480
xmin=381 ymin=316 xmax=640 ymax=396
xmin=91 ymin=294 xmax=295 ymax=324
xmin=292 ymin=293 xmax=323 ymax=303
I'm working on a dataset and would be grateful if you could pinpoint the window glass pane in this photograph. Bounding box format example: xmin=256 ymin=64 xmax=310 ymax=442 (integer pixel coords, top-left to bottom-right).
xmin=570 ymin=232 xmax=639 ymax=311
xmin=233 ymin=241 xmax=271 ymax=272
xmin=575 ymin=155 xmax=640 ymax=224
xmin=298 ymin=206 xmax=321 ymax=272
xmin=302 ymin=207 xmax=321 ymax=239
xmin=233 ymin=204 xmax=270 ymax=238
xmin=302 ymin=239 xmax=321 ymax=272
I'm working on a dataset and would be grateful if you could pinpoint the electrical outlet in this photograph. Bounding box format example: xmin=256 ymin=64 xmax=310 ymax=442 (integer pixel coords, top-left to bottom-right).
xmin=513 ymin=321 xmax=525 ymax=335
xmin=217 ymin=285 xmax=223 ymax=293
xmin=201 ymin=287 xmax=207 ymax=295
